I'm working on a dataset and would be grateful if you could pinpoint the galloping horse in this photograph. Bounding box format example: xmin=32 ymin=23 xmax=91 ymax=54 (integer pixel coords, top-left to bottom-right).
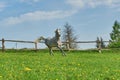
xmin=35 ymin=29 xmax=66 ymax=56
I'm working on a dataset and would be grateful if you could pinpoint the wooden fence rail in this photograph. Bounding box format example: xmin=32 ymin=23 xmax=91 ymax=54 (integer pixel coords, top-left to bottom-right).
xmin=3 ymin=40 xmax=34 ymax=43
xmin=63 ymin=41 xmax=109 ymax=43
xmin=0 ymin=38 xmax=37 ymax=52
xmin=0 ymin=38 xmax=110 ymax=53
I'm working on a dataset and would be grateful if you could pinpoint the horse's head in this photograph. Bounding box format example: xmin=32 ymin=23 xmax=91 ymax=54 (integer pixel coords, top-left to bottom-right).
xmin=55 ymin=29 xmax=61 ymax=37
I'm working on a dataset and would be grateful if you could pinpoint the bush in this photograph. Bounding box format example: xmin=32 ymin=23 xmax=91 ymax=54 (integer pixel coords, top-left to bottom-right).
xmin=108 ymin=41 xmax=120 ymax=48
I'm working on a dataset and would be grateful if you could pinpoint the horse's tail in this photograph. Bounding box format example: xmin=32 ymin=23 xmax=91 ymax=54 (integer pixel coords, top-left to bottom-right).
xmin=35 ymin=36 xmax=45 ymax=43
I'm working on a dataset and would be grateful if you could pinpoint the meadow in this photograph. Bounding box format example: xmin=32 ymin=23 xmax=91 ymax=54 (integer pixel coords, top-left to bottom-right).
xmin=0 ymin=49 xmax=120 ymax=80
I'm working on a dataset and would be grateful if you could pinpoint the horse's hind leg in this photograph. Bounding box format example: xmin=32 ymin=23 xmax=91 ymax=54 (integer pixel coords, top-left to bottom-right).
xmin=57 ymin=46 xmax=66 ymax=56
xmin=49 ymin=48 xmax=54 ymax=56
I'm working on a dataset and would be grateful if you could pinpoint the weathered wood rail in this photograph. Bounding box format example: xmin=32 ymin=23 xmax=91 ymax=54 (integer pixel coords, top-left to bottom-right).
xmin=0 ymin=38 xmax=110 ymax=53
xmin=0 ymin=38 xmax=36 ymax=52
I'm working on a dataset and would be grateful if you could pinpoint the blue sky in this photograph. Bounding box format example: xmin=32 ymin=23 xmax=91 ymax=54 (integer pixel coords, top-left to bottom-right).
xmin=0 ymin=0 xmax=120 ymax=49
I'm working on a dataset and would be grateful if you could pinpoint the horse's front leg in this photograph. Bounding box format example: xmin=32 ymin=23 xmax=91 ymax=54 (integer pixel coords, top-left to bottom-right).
xmin=57 ymin=46 xmax=66 ymax=56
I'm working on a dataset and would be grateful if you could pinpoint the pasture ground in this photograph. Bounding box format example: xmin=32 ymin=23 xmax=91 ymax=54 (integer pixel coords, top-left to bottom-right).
xmin=0 ymin=49 xmax=120 ymax=80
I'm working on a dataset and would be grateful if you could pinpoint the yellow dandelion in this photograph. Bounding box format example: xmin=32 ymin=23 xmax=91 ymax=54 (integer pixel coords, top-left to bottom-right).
xmin=24 ymin=67 xmax=32 ymax=71
xmin=45 ymin=69 xmax=47 ymax=71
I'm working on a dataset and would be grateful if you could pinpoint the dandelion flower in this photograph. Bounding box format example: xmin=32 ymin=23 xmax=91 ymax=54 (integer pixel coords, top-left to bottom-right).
xmin=24 ymin=67 xmax=32 ymax=71
xmin=78 ymin=64 xmax=80 ymax=66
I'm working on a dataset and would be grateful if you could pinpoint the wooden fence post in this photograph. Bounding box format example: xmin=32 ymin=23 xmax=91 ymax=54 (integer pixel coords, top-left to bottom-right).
xmin=66 ymin=40 xmax=70 ymax=51
xmin=98 ymin=41 xmax=101 ymax=53
xmin=2 ymin=38 xmax=5 ymax=52
xmin=35 ymin=42 xmax=37 ymax=51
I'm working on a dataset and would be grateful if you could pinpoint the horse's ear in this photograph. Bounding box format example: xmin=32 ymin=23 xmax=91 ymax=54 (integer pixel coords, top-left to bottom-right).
xmin=57 ymin=28 xmax=61 ymax=32
xmin=55 ymin=28 xmax=61 ymax=33
xmin=55 ymin=28 xmax=58 ymax=32
xmin=55 ymin=29 xmax=56 ymax=33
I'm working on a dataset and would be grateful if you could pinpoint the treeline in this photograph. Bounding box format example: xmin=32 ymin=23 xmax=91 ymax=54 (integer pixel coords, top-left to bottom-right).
xmin=62 ymin=20 xmax=120 ymax=49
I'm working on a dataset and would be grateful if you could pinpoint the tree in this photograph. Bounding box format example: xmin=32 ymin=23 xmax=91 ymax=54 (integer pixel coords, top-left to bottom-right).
xmin=62 ymin=23 xmax=78 ymax=49
xmin=109 ymin=20 xmax=120 ymax=48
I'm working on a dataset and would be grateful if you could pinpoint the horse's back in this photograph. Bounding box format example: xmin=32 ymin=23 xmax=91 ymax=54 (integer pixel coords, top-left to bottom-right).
xmin=45 ymin=38 xmax=59 ymax=47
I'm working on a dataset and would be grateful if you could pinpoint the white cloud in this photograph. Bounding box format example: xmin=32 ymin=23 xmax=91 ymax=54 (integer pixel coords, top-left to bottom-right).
xmin=1 ymin=10 xmax=77 ymax=26
xmin=66 ymin=0 xmax=84 ymax=8
xmin=20 ymin=0 xmax=41 ymax=3
xmin=66 ymin=0 xmax=120 ymax=9
xmin=0 ymin=2 xmax=6 ymax=11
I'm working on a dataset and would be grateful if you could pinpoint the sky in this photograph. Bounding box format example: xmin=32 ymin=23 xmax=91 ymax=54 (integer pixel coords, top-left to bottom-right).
xmin=0 ymin=0 xmax=120 ymax=49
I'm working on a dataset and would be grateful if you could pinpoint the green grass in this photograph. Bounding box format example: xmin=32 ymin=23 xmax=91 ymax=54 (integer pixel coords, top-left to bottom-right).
xmin=0 ymin=49 xmax=120 ymax=80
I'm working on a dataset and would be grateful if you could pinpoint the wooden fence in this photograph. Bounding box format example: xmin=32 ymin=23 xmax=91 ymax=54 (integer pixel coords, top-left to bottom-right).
xmin=0 ymin=38 xmax=110 ymax=53
xmin=0 ymin=38 xmax=37 ymax=52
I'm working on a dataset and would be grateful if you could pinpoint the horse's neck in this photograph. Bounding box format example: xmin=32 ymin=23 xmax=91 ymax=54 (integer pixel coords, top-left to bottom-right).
xmin=55 ymin=36 xmax=60 ymax=41
xmin=55 ymin=34 xmax=60 ymax=41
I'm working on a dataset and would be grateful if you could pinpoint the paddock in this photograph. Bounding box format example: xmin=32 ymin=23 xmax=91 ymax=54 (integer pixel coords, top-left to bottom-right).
xmin=0 ymin=49 xmax=120 ymax=80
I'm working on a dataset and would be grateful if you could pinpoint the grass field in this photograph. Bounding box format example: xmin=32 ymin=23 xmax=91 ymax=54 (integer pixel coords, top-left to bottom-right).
xmin=0 ymin=49 xmax=120 ymax=80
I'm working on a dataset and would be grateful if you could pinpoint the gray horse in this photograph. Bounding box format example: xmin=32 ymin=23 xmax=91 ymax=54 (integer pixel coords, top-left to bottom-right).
xmin=35 ymin=29 xmax=66 ymax=56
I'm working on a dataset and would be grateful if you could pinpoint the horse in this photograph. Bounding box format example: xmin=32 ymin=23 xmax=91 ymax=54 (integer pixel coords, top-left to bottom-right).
xmin=35 ymin=29 xmax=66 ymax=56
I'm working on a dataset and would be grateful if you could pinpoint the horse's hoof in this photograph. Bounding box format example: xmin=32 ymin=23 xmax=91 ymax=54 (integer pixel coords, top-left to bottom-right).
xmin=62 ymin=54 xmax=66 ymax=56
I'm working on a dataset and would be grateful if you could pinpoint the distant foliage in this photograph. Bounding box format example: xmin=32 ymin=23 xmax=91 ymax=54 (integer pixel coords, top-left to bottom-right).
xmin=62 ymin=23 xmax=78 ymax=49
xmin=109 ymin=20 xmax=120 ymax=48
